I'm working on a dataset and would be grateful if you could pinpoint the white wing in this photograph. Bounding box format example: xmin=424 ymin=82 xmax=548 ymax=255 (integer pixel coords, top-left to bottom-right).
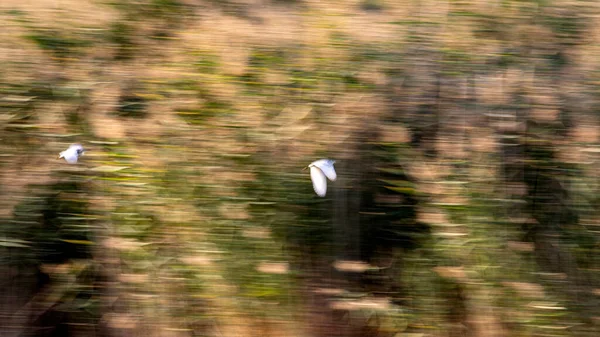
xmin=69 ymin=144 xmax=84 ymax=153
xmin=60 ymin=149 xmax=79 ymax=164
xmin=311 ymin=159 xmax=337 ymax=181
xmin=310 ymin=166 xmax=328 ymax=197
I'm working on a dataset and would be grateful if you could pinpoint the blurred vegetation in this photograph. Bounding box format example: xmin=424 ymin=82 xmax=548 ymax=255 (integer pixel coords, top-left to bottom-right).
xmin=1 ymin=0 xmax=600 ymax=336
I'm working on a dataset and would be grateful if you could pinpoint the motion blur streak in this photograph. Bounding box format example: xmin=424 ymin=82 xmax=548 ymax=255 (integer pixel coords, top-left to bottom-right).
xmin=0 ymin=0 xmax=599 ymax=336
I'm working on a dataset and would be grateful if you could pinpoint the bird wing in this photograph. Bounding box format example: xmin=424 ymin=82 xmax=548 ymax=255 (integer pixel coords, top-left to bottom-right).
xmin=62 ymin=149 xmax=79 ymax=164
xmin=69 ymin=144 xmax=84 ymax=154
xmin=310 ymin=166 xmax=328 ymax=197
xmin=313 ymin=160 xmax=336 ymax=181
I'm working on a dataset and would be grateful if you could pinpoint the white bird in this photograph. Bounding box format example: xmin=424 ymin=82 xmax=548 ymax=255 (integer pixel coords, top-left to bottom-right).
xmin=58 ymin=144 xmax=85 ymax=164
xmin=306 ymin=159 xmax=337 ymax=197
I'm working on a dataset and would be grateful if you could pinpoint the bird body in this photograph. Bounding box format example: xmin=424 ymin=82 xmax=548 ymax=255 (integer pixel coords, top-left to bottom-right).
xmin=308 ymin=159 xmax=336 ymax=197
xmin=59 ymin=144 xmax=85 ymax=164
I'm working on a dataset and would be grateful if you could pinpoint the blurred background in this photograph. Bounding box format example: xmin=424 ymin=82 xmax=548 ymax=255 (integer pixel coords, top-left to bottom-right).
xmin=1 ymin=0 xmax=600 ymax=336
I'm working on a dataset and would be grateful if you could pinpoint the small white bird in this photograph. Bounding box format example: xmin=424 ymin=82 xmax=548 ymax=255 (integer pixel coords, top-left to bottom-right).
xmin=58 ymin=144 xmax=85 ymax=164
xmin=306 ymin=159 xmax=337 ymax=197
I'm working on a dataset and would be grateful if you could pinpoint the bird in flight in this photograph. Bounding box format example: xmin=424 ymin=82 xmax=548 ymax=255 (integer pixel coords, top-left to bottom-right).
xmin=307 ymin=159 xmax=337 ymax=197
xmin=59 ymin=144 xmax=85 ymax=164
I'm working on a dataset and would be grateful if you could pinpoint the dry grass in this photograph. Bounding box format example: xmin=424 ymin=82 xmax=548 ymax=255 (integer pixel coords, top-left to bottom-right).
xmin=2 ymin=0 xmax=600 ymax=336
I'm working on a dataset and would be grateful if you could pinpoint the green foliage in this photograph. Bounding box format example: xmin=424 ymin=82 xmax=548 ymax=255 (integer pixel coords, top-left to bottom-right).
xmin=105 ymin=0 xmax=192 ymax=60
xmin=359 ymin=141 xmax=429 ymax=258
xmin=5 ymin=8 xmax=26 ymax=16
xmin=177 ymin=97 xmax=234 ymax=124
xmin=360 ymin=0 xmax=384 ymax=11
xmin=116 ymin=94 xmax=148 ymax=118
xmin=248 ymin=48 xmax=287 ymax=70
xmin=113 ymin=81 xmax=151 ymax=118
xmin=2 ymin=180 xmax=94 ymax=266
xmin=3 ymin=0 xmax=600 ymax=334
xmin=194 ymin=52 xmax=220 ymax=74
xmin=109 ymin=0 xmax=191 ymax=23
xmin=112 ymin=206 xmax=158 ymax=240
xmin=26 ymin=29 xmax=92 ymax=59
xmin=543 ymin=11 xmax=586 ymax=46
xmin=108 ymin=21 xmax=137 ymax=60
